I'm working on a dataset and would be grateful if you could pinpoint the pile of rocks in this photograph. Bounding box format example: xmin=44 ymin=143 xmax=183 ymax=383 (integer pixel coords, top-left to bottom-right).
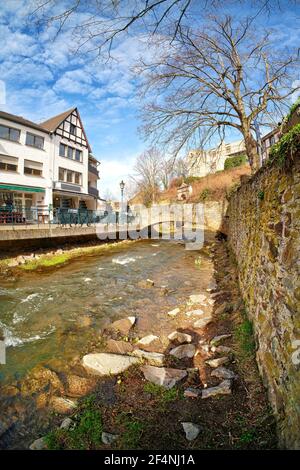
xmin=29 ymin=273 xmax=239 ymax=448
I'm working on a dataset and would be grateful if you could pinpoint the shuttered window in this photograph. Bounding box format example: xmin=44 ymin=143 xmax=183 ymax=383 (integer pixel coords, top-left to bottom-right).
xmin=24 ymin=160 xmax=43 ymax=176
xmin=0 ymin=155 xmax=18 ymax=172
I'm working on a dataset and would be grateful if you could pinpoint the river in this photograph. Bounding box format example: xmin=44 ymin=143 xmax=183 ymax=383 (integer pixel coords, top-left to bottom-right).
xmin=0 ymin=239 xmax=213 ymax=387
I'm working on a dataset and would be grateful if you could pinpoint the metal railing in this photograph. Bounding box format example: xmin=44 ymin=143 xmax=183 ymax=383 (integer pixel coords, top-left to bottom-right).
xmin=0 ymin=206 xmax=45 ymax=225
xmin=0 ymin=206 xmax=136 ymax=227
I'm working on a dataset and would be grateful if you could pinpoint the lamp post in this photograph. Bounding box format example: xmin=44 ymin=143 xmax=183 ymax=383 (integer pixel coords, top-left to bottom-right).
xmin=120 ymin=180 xmax=125 ymax=205
xmin=119 ymin=180 xmax=125 ymax=224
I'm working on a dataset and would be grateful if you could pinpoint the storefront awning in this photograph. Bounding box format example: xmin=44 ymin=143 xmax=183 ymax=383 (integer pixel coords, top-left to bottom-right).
xmin=0 ymin=184 xmax=45 ymax=193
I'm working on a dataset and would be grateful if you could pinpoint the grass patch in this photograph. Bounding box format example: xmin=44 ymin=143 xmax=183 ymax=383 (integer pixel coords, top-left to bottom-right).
xmin=20 ymin=254 xmax=70 ymax=270
xmin=45 ymin=395 xmax=103 ymax=450
xmin=224 ymin=154 xmax=247 ymax=170
xmin=116 ymin=412 xmax=144 ymax=449
xmin=234 ymin=317 xmax=256 ymax=361
xmin=143 ymin=382 xmax=182 ymax=403
xmin=5 ymin=239 xmax=139 ymax=273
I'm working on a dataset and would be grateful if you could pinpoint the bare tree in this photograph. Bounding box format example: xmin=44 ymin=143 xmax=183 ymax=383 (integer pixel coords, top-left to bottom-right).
xmin=138 ymin=15 xmax=300 ymax=171
xmin=103 ymin=188 xmax=115 ymax=201
xmin=131 ymin=147 xmax=163 ymax=205
xmin=31 ymin=0 xmax=293 ymax=57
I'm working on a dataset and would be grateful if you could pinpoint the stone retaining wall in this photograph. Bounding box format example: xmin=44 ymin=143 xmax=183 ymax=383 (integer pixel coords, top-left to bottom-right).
xmin=227 ymin=157 xmax=300 ymax=449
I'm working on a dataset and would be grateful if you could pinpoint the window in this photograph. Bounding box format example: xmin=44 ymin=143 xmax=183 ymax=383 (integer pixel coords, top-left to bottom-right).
xmin=0 ymin=162 xmax=17 ymax=172
xmin=58 ymin=167 xmax=82 ymax=185
xmin=59 ymin=168 xmax=65 ymax=181
xmin=26 ymin=132 xmax=44 ymax=149
xmin=66 ymin=170 xmax=73 ymax=183
xmin=74 ymin=172 xmax=81 ymax=185
xmin=70 ymin=123 xmax=76 ymax=135
xmin=59 ymin=142 xmax=82 ymax=162
xmin=67 ymin=147 xmax=73 ymax=159
xmin=59 ymin=143 xmax=66 ymax=157
xmin=270 ymin=136 xmax=275 ymax=146
xmin=24 ymin=167 xmax=42 ymax=176
xmin=0 ymin=155 xmax=18 ymax=172
xmin=24 ymin=160 xmax=43 ymax=176
xmin=75 ymin=149 xmax=82 ymax=162
xmin=0 ymin=125 xmax=20 ymax=142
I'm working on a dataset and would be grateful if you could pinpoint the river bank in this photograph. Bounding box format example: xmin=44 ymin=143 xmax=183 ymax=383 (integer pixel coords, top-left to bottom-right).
xmin=0 ymin=237 xmax=277 ymax=449
xmin=0 ymin=239 xmax=139 ymax=276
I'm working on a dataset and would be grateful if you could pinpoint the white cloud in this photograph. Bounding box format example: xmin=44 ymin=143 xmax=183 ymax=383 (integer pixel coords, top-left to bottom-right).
xmin=99 ymin=155 xmax=138 ymax=199
xmin=2 ymin=86 xmax=68 ymax=122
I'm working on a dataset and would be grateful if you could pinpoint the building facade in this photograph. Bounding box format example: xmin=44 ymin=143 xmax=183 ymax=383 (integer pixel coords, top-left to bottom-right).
xmin=0 ymin=108 xmax=100 ymax=222
xmin=261 ymin=128 xmax=281 ymax=163
xmin=187 ymin=139 xmax=246 ymax=177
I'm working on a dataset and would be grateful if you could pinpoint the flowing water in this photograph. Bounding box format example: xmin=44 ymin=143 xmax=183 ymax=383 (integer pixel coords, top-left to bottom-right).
xmin=0 ymin=239 xmax=213 ymax=387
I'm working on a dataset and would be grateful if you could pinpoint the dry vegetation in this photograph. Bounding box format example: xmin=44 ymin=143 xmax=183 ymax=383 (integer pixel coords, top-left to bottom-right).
xmin=157 ymin=165 xmax=251 ymax=204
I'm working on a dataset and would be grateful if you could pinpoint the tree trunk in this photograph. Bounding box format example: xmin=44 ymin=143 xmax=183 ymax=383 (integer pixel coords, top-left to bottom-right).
xmin=243 ymin=131 xmax=260 ymax=172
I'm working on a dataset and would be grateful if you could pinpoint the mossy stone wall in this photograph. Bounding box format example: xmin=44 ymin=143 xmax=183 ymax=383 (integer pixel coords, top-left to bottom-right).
xmin=227 ymin=158 xmax=300 ymax=449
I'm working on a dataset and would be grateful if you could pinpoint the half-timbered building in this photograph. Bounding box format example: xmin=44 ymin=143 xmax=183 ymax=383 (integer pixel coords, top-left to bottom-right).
xmin=0 ymin=107 xmax=100 ymax=222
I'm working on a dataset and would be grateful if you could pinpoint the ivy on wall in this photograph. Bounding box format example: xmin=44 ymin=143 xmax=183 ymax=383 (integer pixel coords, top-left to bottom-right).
xmin=269 ymin=124 xmax=300 ymax=167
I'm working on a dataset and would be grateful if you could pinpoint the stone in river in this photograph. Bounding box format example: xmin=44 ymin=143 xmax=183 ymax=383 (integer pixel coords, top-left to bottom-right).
xmin=138 ymin=279 xmax=154 ymax=288
xmin=49 ymin=396 xmax=77 ymax=414
xmin=211 ymin=366 xmax=236 ymax=380
xmin=106 ymin=339 xmax=134 ymax=354
xmin=210 ymin=334 xmax=232 ymax=346
xmin=65 ymin=374 xmax=95 ymax=397
xmin=201 ymin=379 xmax=232 ymax=398
xmin=141 ymin=365 xmax=187 ymax=389
xmin=131 ymin=349 xmax=165 ymax=366
xmin=167 ymin=307 xmax=180 ymax=317
xmin=21 ymin=365 xmax=64 ymax=396
xmin=137 ymin=335 xmax=159 ymax=346
xmin=185 ymin=309 xmax=204 ymax=317
xmin=82 ymin=353 xmax=140 ymax=376
xmin=193 ymin=316 xmax=212 ymax=329
xmin=188 ymin=294 xmax=207 ymax=305
xmin=206 ymin=357 xmax=229 ymax=368
xmin=182 ymin=422 xmax=202 ymax=441
xmin=107 ymin=317 xmax=136 ymax=335
xmin=168 ymin=331 xmax=192 ymax=343
xmin=169 ymin=344 xmax=196 ymax=359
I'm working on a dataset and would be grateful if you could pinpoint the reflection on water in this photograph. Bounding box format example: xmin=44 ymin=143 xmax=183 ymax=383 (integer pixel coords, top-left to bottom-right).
xmin=0 ymin=240 xmax=211 ymax=385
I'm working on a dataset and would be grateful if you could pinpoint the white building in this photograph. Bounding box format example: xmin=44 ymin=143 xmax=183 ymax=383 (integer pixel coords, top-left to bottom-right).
xmin=0 ymin=108 xmax=100 ymax=222
xmin=187 ymin=139 xmax=246 ymax=177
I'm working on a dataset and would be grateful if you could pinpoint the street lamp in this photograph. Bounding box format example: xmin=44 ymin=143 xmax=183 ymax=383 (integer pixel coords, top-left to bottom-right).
xmin=120 ymin=180 xmax=125 ymax=205
xmin=119 ymin=180 xmax=125 ymax=224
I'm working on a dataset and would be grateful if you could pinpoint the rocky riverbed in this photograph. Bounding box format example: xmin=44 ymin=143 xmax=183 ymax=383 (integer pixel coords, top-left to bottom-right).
xmin=0 ymin=236 xmax=277 ymax=449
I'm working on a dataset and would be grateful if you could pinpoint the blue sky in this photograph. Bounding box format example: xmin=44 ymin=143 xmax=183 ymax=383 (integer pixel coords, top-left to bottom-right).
xmin=0 ymin=0 xmax=299 ymax=197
